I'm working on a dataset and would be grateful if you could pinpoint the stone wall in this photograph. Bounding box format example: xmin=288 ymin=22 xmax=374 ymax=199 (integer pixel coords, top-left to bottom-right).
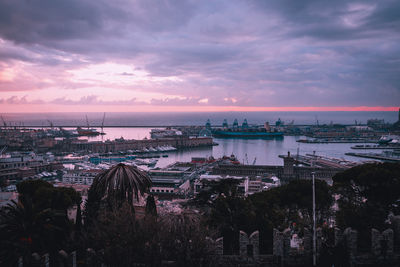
xmin=214 ymin=226 xmax=400 ymax=266
xmin=17 ymin=225 xmax=400 ymax=267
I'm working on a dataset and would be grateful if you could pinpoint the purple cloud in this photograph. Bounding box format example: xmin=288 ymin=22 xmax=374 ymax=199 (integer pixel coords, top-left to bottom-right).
xmin=0 ymin=0 xmax=398 ymax=107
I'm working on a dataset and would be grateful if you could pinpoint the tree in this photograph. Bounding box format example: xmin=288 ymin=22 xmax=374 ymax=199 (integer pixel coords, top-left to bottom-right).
xmin=0 ymin=180 xmax=81 ymax=266
xmin=193 ymin=179 xmax=255 ymax=254
xmin=84 ymin=163 xmax=152 ymax=224
xmin=190 ymin=178 xmax=242 ymax=208
xmin=157 ymin=212 xmax=214 ymax=266
xmin=250 ymin=179 xmax=333 ymax=229
xmin=16 ymin=180 xmax=81 ymax=212
xmin=86 ymin=202 xmax=142 ymax=267
xmin=193 ymin=178 xmax=333 ymax=254
xmin=0 ymin=198 xmax=69 ymax=266
xmin=333 ymin=163 xmax=400 ymax=249
xmin=249 ymin=179 xmax=333 ymax=254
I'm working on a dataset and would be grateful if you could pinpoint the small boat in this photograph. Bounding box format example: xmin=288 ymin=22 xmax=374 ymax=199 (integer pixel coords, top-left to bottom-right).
xmin=77 ymin=127 xmax=101 ymax=136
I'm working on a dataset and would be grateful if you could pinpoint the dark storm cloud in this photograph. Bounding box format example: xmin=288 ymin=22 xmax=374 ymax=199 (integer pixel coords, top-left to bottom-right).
xmin=0 ymin=0 xmax=399 ymax=107
xmin=0 ymin=0 xmax=105 ymax=44
xmin=252 ymin=0 xmax=400 ymax=40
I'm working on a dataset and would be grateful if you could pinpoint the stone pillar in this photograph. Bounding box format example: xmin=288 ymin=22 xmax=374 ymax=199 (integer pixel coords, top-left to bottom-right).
xmin=44 ymin=253 xmax=50 ymax=267
xmin=71 ymin=251 xmax=77 ymax=267
xmin=283 ymin=229 xmax=292 ymax=260
xmin=239 ymin=231 xmax=249 ymax=257
xmin=389 ymin=215 xmax=400 ymax=252
xmin=303 ymin=228 xmax=312 ymax=254
xmin=215 ymin=237 xmax=224 ymax=255
xmin=273 ymin=229 xmax=284 ymax=257
xmin=371 ymin=229 xmax=382 ymax=256
xmin=344 ymin=228 xmax=357 ymax=257
xmin=316 ymin=227 xmax=323 ymax=256
xmin=382 ymin=228 xmax=394 ymax=256
xmin=249 ymin=231 xmax=260 ymax=259
xmin=283 ymin=152 xmax=295 ymax=182
xmin=334 ymin=227 xmax=343 ymax=246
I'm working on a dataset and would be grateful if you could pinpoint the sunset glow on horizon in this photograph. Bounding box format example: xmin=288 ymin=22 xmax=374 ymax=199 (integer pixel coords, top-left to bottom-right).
xmin=0 ymin=0 xmax=399 ymax=113
xmin=0 ymin=104 xmax=397 ymax=114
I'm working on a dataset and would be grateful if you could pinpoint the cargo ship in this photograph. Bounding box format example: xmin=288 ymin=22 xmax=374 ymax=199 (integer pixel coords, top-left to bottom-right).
xmin=77 ymin=127 xmax=102 ymax=136
xmin=212 ymin=130 xmax=284 ymax=138
xmin=209 ymin=119 xmax=284 ymax=139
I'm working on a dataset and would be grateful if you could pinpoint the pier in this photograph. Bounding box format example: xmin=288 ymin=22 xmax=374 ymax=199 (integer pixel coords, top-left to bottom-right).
xmin=345 ymin=152 xmax=400 ymax=162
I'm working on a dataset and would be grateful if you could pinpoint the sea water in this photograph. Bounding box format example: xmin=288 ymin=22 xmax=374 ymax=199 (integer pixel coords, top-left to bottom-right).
xmin=4 ymin=111 xmax=394 ymax=168
xmin=2 ymin=111 xmax=398 ymax=126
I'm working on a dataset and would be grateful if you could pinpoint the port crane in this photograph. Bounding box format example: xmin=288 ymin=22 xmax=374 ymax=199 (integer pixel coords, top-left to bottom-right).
xmin=0 ymin=146 xmax=7 ymax=155
xmin=101 ymin=112 xmax=106 ymax=135
xmin=86 ymin=115 xmax=90 ymax=129
xmin=47 ymin=120 xmax=54 ymax=129
xmin=1 ymin=115 xmax=7 ymax=129
xmin=252 ymin=157 xmax=257 ymax=165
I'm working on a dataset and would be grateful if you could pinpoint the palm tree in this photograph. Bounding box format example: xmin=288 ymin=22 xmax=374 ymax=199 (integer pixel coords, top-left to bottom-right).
xmin=85 ymin=163 xmax=152 ymax=223
xmin=0 ymin=198 xmax=69 ymax=266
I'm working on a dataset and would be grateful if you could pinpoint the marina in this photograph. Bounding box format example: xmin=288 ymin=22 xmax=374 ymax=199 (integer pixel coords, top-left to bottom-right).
xmin=75 ymin=128 xmax=385 ymax=168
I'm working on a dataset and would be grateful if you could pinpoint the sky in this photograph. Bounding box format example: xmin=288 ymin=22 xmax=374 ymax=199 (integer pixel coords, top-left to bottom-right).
xmin=0 ymin=0 xmax=399 ymax=113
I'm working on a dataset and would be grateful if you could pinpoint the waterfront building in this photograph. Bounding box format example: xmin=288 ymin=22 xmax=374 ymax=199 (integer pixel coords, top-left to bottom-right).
xmin=193 ymin=173 xmax=279 ymax=196
xmin=0 ymin=191 xmax=18 ymax=207
xmin=62 ymin=169 xmax=102 ymax=185
xmin=148 ymin=167 xmax=192 ymax=197
xmin=211 ymin=151 xmax=351 ymax=185
xmin=0 ymin=152 xmax=63 ymax=184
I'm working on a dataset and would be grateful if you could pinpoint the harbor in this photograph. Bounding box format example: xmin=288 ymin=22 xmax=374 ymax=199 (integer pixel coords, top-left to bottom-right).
xmin=1 ymin=111 xmax=400 ymax=186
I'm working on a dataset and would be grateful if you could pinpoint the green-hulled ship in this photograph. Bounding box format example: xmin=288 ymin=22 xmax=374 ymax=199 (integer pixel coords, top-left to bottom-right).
xmin=207 ymin=119 xmax=284 ymax=139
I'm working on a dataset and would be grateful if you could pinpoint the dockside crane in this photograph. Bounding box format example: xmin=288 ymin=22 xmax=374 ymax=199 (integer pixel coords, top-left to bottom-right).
xmin=47 ymin=120 xmax=54 ymax=129
xmin=101 ymin=112 xmax=106 ymax=135
xmin=1 ymin=116 xmax=7 ymax=129
xmin=86 ymin=115 xmax=90 ymax=129
xmin=252 ymin=157 xmax=257 ymax=165
xmin=0 ymin=146 xmax=7 ymax=155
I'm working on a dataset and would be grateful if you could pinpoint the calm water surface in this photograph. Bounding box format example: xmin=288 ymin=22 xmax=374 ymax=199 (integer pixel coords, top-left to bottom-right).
xmin=78 ymin=127 xmax=379 ymax=168
xmin=4 ymin=111 xmax=398 ymax=126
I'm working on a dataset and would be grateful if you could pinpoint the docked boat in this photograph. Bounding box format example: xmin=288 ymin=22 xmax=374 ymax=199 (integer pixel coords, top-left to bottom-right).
xmin=150 ymin=128 xmax=182 ymax=139
xmin=210 ymin=119 xmax=284 ymax=139
xmin=378 ymin=135 xmax=400 ymax=144
xmin=89 ymin=155 xmax=136 ymax=164
xmin=345 ymin=150 xmax=400 ymax=162
xmin=77 ymin=127 xmax=102 ymax=136
xmin=212 ymin=130 xmax=284 ymax=138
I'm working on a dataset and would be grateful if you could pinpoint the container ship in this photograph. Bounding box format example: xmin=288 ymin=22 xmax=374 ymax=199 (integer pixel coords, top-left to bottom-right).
xmin=209 ymin=119 xmax=284 ymax=139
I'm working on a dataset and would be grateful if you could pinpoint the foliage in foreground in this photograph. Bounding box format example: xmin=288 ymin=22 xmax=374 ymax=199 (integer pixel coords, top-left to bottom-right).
xmin=0 ymin=180 xmax=80 ymax=266
xmin=333 ymin=162 xmax=400 ymax=247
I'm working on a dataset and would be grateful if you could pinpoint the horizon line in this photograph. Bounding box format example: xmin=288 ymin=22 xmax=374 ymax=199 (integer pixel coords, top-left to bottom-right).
xmin=0 ymin=105 xmax=398 ymax=113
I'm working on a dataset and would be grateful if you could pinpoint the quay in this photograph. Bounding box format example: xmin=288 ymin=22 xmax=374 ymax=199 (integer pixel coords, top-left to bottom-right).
xmin=297 ymin=139 xmax=377 ymax=144
xmin=345 ymin=152 xmax=400 ymax=162
xmin=213 ymin=152 xmax=349 ymax=184
xmin=351 ymin=144 xmax=400 ymax=150
xmin=63 ymin=136 xmax=214 ymax=153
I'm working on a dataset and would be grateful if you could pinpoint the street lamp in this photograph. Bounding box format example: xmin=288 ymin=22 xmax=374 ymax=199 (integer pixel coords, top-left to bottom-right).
xmin=312 ymin=171 xmax=316 ymax=267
